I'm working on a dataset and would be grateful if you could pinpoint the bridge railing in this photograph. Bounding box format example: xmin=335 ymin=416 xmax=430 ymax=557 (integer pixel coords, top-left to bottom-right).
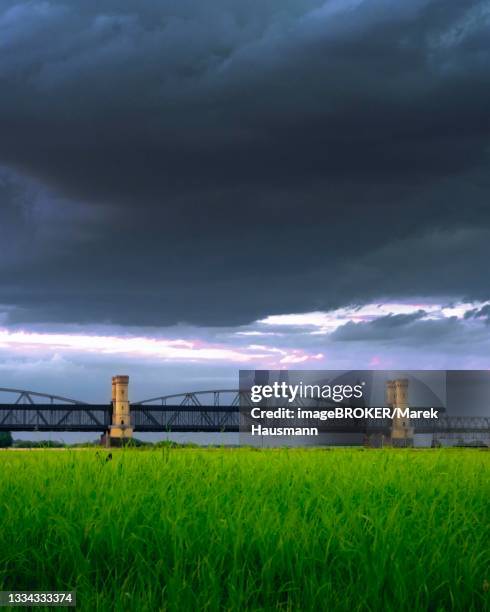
xmin=0 ymin=404 xmax=111 ymax=431
xmin=131 ymin=405 xmax=240 ymax=432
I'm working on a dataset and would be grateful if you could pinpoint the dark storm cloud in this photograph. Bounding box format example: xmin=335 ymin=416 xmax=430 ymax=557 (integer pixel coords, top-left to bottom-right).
xmin=331 ymin=313 xmax=461 ymax=342
xmin=464 ymin=303 xmax=490 ymax=322
xmin=1 ymin=0 xmax=490 ymax=326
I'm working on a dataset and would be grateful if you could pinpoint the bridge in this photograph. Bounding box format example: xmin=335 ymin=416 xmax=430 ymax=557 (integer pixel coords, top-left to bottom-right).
xmin=0 ymin=386 xmax=245 ymax=433
xmin=0 ymin=377 xmax=489 ymax=445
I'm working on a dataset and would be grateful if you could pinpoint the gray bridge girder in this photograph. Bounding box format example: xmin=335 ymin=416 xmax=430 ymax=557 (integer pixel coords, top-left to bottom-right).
xmin=0 ymin=404 xmax=111 ymax=431
xmin=0 ymin=387 xmax=86 ymax=405
xmin=0 ymin=403 xmax=488 ymax=435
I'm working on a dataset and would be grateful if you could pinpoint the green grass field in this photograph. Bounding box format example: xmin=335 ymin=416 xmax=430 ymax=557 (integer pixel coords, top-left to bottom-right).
xmin=0 ymin=448 xmax=488 ymax=611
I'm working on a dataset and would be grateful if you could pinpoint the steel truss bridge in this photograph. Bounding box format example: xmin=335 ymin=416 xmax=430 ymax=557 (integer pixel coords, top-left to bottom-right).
xmin=0 ymin=388 xmax=489 ymax=437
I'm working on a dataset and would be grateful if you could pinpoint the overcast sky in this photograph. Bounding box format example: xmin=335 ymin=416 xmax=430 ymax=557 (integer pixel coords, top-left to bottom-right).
xmin=0 ymin=0 xmax=489 ymax=402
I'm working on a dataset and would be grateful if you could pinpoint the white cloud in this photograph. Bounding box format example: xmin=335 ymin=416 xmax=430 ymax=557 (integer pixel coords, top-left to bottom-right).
xmin=258 ymin=299 xmax=490 ymax=334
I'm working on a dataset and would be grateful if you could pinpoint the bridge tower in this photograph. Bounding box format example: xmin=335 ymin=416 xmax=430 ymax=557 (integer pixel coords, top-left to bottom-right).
xmin=387 ymin=378 xmax=414 ymax=447
xmin=108 ymin=375 xmax=133 ymax=445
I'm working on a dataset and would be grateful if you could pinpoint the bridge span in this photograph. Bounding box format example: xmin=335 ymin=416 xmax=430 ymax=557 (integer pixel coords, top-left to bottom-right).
xmin=0 ymin=379 xmax=489 ymax=444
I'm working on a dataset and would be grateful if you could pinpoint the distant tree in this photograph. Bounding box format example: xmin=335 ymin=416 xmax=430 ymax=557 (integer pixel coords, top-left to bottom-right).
xmin=0 ymin=431 xmax=13 ymax=448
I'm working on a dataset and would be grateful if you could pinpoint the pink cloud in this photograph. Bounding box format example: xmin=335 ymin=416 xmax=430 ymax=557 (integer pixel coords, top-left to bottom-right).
xmin=0 ymin=327 xmax=324 ymax=367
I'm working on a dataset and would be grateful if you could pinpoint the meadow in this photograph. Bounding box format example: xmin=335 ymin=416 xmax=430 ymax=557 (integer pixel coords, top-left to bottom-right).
xmin=0 ymin=448 xmax=488 ymax=611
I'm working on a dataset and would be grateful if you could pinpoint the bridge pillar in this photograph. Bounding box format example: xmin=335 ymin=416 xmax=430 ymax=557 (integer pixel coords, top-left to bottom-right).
xmin=108 ymin=375 xmax=133 ymax=445
xmin=388 ymin=379 xmax=414 ymax=447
